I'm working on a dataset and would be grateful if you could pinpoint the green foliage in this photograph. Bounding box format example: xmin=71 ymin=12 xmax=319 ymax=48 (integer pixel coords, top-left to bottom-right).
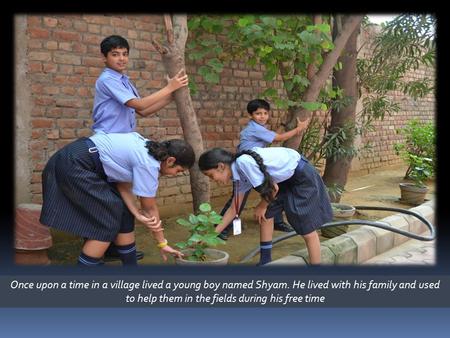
xmin=394 ymin=119 xmax=435 ymax=187
xmin=358 ymin=14 xmax=435 ymax=122
xmin=175 ymin=203 xmax=226 ymax=262
xmin=326 ymin=183 xmax=346 ymax=202
xmin=357 ymin=14 xmax=435 ymax=164
xmin=186 ymin=15 xmax=334 ymax=110
xmin=298 ymin=86 xmax=357 ymax=167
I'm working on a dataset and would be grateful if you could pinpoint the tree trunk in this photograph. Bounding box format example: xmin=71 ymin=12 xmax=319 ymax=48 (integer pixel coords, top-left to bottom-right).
xmin=322 ymin=19 xmax=361 ymax=202
xmin=152 ymin=14 xmax=210 ymax=211
xmin=283 ymin=15 xmax=364 ymax=150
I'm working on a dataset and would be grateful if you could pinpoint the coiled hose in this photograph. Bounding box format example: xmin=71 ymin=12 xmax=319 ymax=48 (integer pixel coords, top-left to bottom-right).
xmin=239 ymin=205 xmax=436 ymax=263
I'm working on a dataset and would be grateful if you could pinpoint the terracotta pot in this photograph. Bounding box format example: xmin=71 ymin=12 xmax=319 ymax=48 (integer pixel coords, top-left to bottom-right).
xmin=175 ymin=248 xmax=229 ymax=266
xmin=15 ymin=203 xmax=52 ymax=265
xmin=399 ymin=183 xmax=428 ymax=205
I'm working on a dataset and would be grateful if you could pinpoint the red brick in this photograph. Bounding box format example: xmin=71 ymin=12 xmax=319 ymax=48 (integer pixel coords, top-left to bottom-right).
xmin=43 ymin=17 xmax=58 ymax=27
xmin=32 ymin=119 xmax=54 ymax=128
xmin=28 ymin=28 xmax=50 ymax=39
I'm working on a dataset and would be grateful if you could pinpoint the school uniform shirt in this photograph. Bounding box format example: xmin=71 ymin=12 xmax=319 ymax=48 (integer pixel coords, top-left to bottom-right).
xmin=231 ymin=147 xmax=301 ymax=193
xmin=92 ymin=67 xmax=140 ymax=133
xmin=89 ymin=132 xmax=160 ymax=197
xmin=230 ymin=147 xmax=332 ymax=234
xmin=237 ymin=120 xmax=276 ymax=152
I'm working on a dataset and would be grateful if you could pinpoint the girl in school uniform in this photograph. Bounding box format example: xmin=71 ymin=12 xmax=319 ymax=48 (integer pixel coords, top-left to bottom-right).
xmin=199 ymin=147 xmax=333 ymax=265
xmin=40 ymin=132 xmax=195 ymax=266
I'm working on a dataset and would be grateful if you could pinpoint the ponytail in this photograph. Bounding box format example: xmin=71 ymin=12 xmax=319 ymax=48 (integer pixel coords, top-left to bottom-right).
xmin=235 ymin=150 xmax=275 ymax=203
xmin=146 ymin=139 xmax=195 ymax=168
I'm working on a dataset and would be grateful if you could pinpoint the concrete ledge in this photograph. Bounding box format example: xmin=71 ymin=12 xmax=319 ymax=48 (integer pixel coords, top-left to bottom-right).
xmin=267 ymin=255 xmax=308 ymax=266
xmin=270 ymin=199 xmax=435 ymax=265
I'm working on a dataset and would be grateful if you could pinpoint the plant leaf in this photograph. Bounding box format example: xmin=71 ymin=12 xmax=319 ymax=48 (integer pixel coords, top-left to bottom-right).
xmin=199 ymin=203 xmax=212 ymax=212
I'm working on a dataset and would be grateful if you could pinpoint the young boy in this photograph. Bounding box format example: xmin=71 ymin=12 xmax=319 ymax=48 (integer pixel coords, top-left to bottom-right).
xmin=92 ymin=35 xmax=188 ymax=133
xmin=218 ymin=99 xmax=309 ymax=239
xmin=92 ymin=35 xmax=188 ymax=261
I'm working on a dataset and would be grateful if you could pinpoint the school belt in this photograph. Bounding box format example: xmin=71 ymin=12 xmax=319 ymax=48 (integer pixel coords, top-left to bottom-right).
xmin=84 ymin=138 xmax=104 ymax=175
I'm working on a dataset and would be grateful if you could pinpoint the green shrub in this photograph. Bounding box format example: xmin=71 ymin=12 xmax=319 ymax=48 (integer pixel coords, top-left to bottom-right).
xmin=394 ymin=119 xmax=435 ymax=187
xmin=175 ymin=203 xmax=226 ymax=261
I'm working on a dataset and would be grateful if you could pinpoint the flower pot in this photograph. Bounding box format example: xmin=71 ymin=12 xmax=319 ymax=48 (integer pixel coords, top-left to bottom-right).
xmin=321 ymin=203 xmax=355 ymax=239
xmin=175 ymin=248 xmax=229 ymax=266
xmin=399 ymin=183 xmax=428 ymax=205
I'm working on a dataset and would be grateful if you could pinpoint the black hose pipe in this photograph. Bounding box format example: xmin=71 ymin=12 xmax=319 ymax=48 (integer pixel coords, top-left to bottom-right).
xmin=239 ymin=205 xmax=436 ymax=263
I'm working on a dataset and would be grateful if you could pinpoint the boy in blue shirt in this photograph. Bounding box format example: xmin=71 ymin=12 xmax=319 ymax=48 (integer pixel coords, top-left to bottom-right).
xmin=92 ymin=35 xmax=188 ymax=261
xmin=218 ymin=99 xmax=309 ymax=239
xmin=92 ymin=35 xmax=188 ymax=134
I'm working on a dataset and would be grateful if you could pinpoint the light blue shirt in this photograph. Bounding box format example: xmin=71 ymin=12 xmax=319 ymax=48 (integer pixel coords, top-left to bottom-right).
xmin=89 ymin=132 xmax=160 ymax=197
xmin=237 ymin=120 xmax=276 ymax=152
xmin=231 ymin=147 xmax=301 ymax=193
xmin=92 ymin=68 xmax=140 ymax=133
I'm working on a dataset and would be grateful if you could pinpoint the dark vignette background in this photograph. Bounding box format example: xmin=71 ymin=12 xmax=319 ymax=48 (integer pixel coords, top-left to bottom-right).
xmin=1 ymin=1 xmax=449 ymax=337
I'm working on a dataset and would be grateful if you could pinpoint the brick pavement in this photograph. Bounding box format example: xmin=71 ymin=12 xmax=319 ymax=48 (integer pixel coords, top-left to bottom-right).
xmin=363 ymin=234 xmax=435 ymax=265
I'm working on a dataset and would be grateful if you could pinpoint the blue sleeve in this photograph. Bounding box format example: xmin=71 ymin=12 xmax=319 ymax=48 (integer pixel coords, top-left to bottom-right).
xmin=97 ymin=76 xmax=137 ymax=105
xmin=132 ymin=165 xmax=159 ymax=197
xmin=250 ymin=124 xmax=276 ymax=144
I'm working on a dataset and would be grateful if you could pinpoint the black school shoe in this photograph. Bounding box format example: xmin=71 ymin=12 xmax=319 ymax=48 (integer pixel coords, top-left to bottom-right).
xmin=103 ymin=250 xmax=145 ymax=262
xmin=274 ymin=222 xmax=294 ymax=232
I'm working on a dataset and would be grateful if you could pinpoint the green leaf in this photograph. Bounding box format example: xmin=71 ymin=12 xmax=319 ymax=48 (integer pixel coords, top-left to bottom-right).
xmin=238 ymin=16 xmax=254 ymax=27
xmin=204 ymin=72 xmax=220 ymax=84
xmin=209 ymin=215 xmax=223 ymax=224
xmin=199 ymin=203 xmax=212 ymax=212
xmin=300 ymin=101 xmax=323 ymax=111
xmin=298 ymin=31 xmax=322 ymax=45
xmin=188 ymin=234 xmax=203 ymax=243
xmin=263 ymin=63 xmax=278 ymax=81
xmin=195 ymin=225 xmax=208 ymax=232
xmin=188 ymin=214 xmax=199 ymax=225
xmin=175 ymin=242 xmax=188 ymax=249
xmin=260 ymin=16 xmax=277 ymax=27
xmin=176 ymin=218 xmax=192 ymax=227
xmin=207 ymin=58 xmax=224 ymax=73
xmin=197 ymin=214 xmax=209 ymax=224
xmin=194 ymin=248 xmax=205 ymax=257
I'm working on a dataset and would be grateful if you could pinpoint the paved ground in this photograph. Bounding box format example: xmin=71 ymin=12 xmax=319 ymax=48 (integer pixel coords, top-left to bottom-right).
xmin=363 ymin=233 xmax=436 ymax=265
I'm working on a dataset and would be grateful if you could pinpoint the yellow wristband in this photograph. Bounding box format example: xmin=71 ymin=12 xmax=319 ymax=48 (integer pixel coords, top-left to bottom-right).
xmin=157 ymin=239 xmax=168 ymax=249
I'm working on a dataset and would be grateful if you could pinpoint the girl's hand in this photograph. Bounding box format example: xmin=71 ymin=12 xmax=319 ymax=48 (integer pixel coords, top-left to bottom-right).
xmin=167 ymin=69 xmax=189 ymax=91
xmin=254 ymin=204 xmax=268 ymax=225
xmin=137 ymin=214 xmax=164 ymax=233
xmin=160 ymin=245 xmax=184 ymax=262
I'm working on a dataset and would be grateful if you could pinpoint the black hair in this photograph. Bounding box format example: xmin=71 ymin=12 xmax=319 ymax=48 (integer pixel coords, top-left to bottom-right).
xmin=199 ymin=148 xmax=275 ymax=203
xmin=100 ymin=35 xmax=130 ymax=57
xmin=247 ymin=99 xmax=270 ymax=115
xmin=146 ymin=139 xmax=195 ymax=169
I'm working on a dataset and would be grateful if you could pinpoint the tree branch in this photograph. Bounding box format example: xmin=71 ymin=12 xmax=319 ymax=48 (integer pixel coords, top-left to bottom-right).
xmin=164 ymin=14 xmax=174 ymax=44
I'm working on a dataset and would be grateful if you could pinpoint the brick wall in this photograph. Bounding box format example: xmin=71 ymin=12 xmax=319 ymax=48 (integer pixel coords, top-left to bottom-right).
xmin=355 ymin=26 xmax=435 ymax=171
xmin=15 ymin=14 xmax=435 ymax=209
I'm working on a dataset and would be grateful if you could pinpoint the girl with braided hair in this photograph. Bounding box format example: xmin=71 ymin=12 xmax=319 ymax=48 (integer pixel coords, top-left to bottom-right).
xmin=40 ymin=132 xmax=195 ymax=266
xmin=199 ymin=147 xmax=332 ymax=265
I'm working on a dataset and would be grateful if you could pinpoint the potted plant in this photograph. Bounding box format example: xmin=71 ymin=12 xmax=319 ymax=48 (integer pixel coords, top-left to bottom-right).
xmin=394 ymin=119 xmax=435 ymax=205
xmin=174 ymin=202 xmax=229 ymax=265
xmin=398 ymin=154 xmax=433 ymax=204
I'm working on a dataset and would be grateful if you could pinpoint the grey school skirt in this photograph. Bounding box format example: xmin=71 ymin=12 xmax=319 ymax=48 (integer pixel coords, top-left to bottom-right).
xmin=39 ymin=138 xmax=134 ymax=242
xmin=266 ymin=157 xmax=333 ymax=235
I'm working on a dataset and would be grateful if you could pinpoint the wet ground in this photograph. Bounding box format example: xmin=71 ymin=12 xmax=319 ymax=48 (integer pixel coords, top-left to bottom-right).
xmin=48 ymin=163 xmax=436 ymax=266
